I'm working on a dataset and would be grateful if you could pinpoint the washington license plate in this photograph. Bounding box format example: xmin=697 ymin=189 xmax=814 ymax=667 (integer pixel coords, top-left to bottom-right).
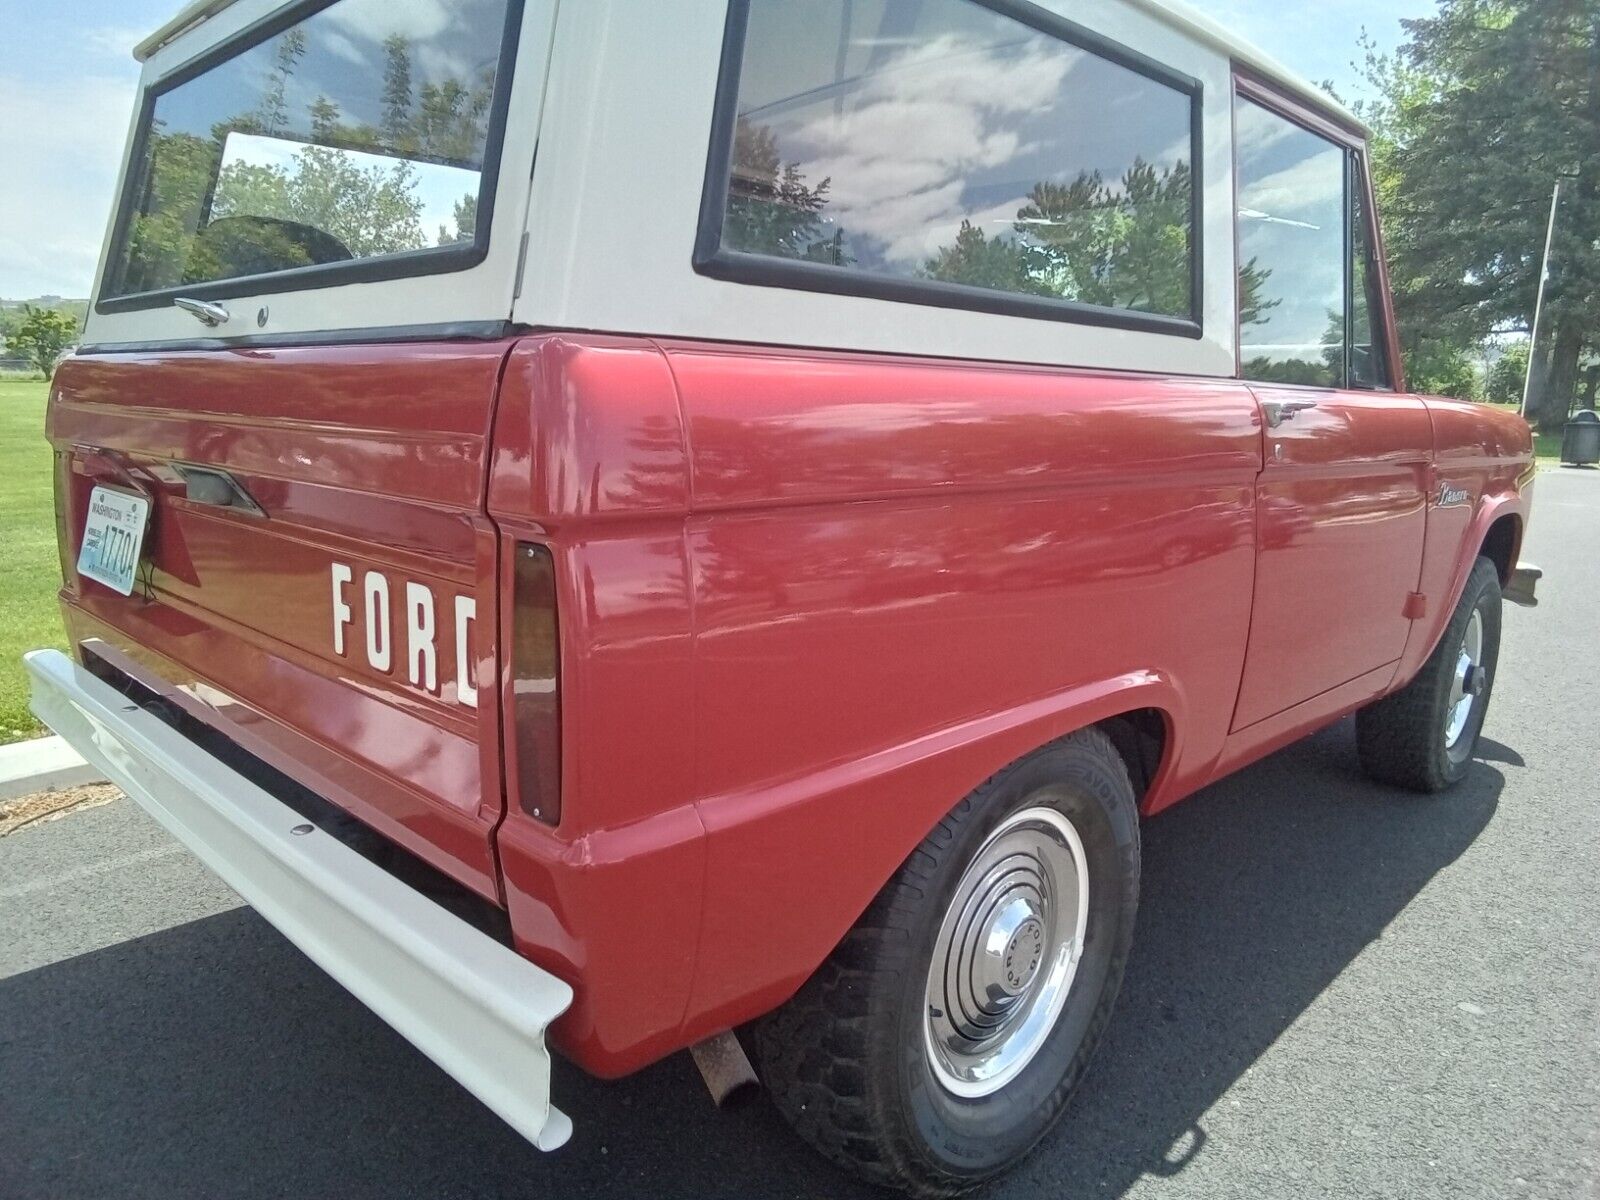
xmin=78 ymin=486 xmax=151 ymax=596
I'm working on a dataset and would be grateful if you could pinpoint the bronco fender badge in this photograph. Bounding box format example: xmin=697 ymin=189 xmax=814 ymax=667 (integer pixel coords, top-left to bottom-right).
xmin=1438 ymin=482 xmax=1472 ymax=508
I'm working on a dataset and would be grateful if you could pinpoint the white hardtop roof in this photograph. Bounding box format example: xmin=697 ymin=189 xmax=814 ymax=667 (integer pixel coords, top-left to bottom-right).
xmin=135 ymin=0 xmax=1364 ymax=133
xmin=1130 ymin=0 xmax=1367 ymax=131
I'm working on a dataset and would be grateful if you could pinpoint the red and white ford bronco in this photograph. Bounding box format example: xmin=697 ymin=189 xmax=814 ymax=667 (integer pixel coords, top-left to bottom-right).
xmin=29 ymin=0 xmax=1538 ymax=1192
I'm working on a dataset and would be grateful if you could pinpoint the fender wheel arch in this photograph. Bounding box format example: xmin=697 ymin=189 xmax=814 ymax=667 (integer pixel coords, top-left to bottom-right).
xmin=1094 ymin=707 xmax=1170 ymax=808
xmin=1479 ymin=512 xmax=1522 ymax=587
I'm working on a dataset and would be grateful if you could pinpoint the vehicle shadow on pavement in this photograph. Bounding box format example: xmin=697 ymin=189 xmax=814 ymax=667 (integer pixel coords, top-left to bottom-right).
xmin=0 ymin=718 xmax=1501 ymax=1200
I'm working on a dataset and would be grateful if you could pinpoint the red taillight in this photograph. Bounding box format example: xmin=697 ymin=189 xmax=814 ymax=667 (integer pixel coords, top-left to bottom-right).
xmin=53 ymin=450 xmax=78 ymax=591
xmin=512 ymin=543 xmax=561 ymax=825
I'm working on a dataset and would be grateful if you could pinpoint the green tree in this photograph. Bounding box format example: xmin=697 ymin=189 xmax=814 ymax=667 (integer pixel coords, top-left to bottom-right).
xmin=925 ymin=159 xmax=1274 ymax=322
xmin=923 ymin=220 xmax=1049 ymax=295
xmin=212 ymin=145 xmax=426 ymax=258
xmin=1403 ymin=337 xmax=1483 ymax=401
xmin=1238 ymin=257 xmax=1279 ymax=330
xmin=381 ymin=34 xmax=413 ymax=145
xmin=9 ymin=305 xmax=80 ymax=378
xmin=413 ymin=74 xmax=497 ymax=162
xmin=1359 ymin=3 xmax=1600 ymax=428
xmin=1011 ymin=159 xmax=1193 ymax=316
xmin=1485 ymin=341 xmax=1532 ymax=405
xmin=722 ymin=119 xmax=841 ymax=263
xmin=309 ymin=95 xmax=341 ymax=140
xmin=257 ymin=29 xmax=308 ymax=135
xmin=121 ymin=129 xmax=222 ymax=293
xmin=438 ymin=192 xmax=478 ymax=246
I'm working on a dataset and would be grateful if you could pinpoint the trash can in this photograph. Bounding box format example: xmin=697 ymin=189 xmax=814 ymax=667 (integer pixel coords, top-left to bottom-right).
xmin=1562 ymin=410 xmax=1600 ymax=466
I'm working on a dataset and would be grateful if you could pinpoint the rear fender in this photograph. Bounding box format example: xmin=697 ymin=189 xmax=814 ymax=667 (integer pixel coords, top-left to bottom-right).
xmin=679 ymin=669 xmax=1184 ymax=1042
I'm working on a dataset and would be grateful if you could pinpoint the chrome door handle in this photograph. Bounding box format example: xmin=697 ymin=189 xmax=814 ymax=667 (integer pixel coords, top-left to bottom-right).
xmin=174 ymin=296 xmax=231 ymax=327
xmin=1262 ymin=399 xmax=1319 ymax=429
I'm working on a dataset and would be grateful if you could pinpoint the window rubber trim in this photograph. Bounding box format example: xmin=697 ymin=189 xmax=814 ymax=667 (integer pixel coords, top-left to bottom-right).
xmin=692 ymin=0 xmax=1206 ymax=341
xmin=1232 ymin=75 xmax=1398 ymax=394
xmin=95 ymin=0 xmax=527 ymax=315
xmin=75 ymin=319 xmax=522 ymax=356
xmin=1346 ymin=153 xmax=1395 ymax=392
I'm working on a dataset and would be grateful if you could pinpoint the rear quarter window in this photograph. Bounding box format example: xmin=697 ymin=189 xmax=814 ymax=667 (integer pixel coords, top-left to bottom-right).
xmin=102 ymin=0 xmax=519 ymax=309
xmin=696 ymin=0 xmax=1203 ymax=334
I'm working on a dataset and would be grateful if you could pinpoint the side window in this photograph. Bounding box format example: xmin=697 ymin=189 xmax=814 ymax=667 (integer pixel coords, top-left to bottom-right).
xmin=1349 ymin=165 xmax=1391 ymax=389
xmin=1235 ymin=98 xmax=1348 ymax=387
xmin=700 ymin=0 xmax=1202 ymax=330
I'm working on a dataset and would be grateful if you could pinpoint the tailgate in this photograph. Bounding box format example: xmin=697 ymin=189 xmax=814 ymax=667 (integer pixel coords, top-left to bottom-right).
xmin=48 ymin=340 xmax=512 ymax=900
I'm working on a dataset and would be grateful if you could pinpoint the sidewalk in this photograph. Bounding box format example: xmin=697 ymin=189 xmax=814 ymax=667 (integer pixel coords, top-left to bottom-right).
xmin=0 ymin=736 xmax=102 ymax=802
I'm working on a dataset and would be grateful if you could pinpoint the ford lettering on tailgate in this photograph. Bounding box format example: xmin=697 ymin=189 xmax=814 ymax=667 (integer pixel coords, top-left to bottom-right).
xmin=330 ymin=563 xmax=478 ymax=708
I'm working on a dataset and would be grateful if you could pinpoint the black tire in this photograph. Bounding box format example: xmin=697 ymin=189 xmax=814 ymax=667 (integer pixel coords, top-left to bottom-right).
xmin=752 ymin=728 xmax=1141 ymax=1198
xmin=1357 ymin=556 xmax=1502 ymax=792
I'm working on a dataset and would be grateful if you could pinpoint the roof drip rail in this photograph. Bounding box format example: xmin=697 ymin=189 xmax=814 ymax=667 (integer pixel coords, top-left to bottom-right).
xmin=133 ymin=0 xmax=242 ymax=62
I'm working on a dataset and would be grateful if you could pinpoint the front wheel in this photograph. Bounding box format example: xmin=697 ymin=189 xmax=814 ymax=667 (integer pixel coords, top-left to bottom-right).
xmin=752 ymin=729 xmax=1140 ymax=1198
xmin=1357 ymin=555 xmax=1503 ymax=792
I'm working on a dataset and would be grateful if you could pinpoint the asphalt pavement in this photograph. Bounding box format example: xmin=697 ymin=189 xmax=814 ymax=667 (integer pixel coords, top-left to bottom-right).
xmin=2 ymin=468 xmax=1597 ymax=1200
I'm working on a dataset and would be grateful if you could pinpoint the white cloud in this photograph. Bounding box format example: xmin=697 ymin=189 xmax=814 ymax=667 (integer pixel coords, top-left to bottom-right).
xmin=414 ymin=43 xmax=478 ymax=89
xmin=327 ymin=0 xmax=452 ymax=44
xmin=1234 ymin=99 xmax=1308 ymax=160
xmin=320 ymin=30 xmax=370 ymax=67
xmin=1240 ymin=152 xmax=1345 ymax=223
xmin=0 ymin=72 xmax=137 ymax=299
xmin=780 ymin=35 xmax=1072 ymax=265
xmin=322 ymin=0 xmax=483 ymax=101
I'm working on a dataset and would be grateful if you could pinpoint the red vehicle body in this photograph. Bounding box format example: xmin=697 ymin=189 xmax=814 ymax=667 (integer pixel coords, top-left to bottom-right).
xmin=47 ymin=331 xmax=1533 ymax=1076
xmin=30 ymin=0 xmax=1539 ymax=1190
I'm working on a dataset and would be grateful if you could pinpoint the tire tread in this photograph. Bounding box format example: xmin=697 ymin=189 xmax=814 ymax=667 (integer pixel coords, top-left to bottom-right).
xmin=1357 ymin=556 xmax=1501 ymax=792
xmin=752 ymin=728 xmax=1137 ymax=1198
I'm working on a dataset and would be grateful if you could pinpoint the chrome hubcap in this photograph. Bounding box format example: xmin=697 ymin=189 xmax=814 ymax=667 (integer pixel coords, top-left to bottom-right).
xmin=1444 ymin=609 xmax=1485 ymax=750
xmin=924 ymin=805 xmax=1089 ymax=1098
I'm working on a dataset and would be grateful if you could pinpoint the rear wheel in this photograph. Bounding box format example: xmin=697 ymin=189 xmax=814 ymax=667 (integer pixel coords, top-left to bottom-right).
xmin=753 ymin=729 xmax=1140 ymax=1197
xmin=1357 ymin=556 xmax=1502 ymax=792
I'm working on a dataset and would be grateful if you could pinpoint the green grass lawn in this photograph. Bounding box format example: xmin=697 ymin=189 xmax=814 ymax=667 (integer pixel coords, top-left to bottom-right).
xmin=1 ymin=378 xmax=64 ymax=744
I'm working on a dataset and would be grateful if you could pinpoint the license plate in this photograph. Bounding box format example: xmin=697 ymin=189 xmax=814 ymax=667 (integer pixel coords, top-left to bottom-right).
xmin=78 ymin=486 xmax=151 ymax=596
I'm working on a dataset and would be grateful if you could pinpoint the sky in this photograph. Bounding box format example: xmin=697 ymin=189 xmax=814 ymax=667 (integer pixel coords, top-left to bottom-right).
xmin=0 ymin=0 xmax=1434 ymax=301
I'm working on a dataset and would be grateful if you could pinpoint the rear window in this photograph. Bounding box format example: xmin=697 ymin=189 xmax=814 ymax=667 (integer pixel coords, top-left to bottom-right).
xmin=102 ymin=0 xmax=518 ymax=308
xmin=696 ymin=0 xmax=1202 ymax=334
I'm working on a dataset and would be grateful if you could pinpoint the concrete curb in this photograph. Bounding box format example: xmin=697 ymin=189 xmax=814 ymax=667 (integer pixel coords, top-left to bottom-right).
xmin=0 ymin=735 xmax=105 ymax=801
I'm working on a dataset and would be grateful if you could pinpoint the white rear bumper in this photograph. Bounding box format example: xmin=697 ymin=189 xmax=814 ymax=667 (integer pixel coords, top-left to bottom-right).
xmin=24 ymin=648 xmax=575 ymax=1151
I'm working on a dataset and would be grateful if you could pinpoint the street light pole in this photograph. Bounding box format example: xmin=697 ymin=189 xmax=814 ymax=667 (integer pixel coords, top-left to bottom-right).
xmin=1521 ymin=177 xmax=1564 ymax=419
